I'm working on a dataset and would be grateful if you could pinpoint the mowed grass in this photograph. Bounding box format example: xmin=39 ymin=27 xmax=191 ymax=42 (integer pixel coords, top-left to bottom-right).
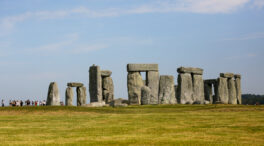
xmin=0 ymin=105 xmax=263 ymax=145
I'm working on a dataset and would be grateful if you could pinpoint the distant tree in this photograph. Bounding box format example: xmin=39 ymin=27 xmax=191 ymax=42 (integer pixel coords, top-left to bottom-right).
xmin=242 ymin=94 xmax=264 ymax=105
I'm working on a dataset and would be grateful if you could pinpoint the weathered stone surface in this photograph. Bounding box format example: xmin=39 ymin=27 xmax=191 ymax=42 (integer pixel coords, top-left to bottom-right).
xmin=204 ymin=82 xmax=213 ymax=104
xmin=193 ymin=75 xmax=205 ymax=104
xmin=234 ymin=74 xmax=241 ymax=79
xmin=101 ymin=70 xmax=112 ymax=77
xmin=102 ymin=77 xmax=114 ymax=103
xmin=127 ymin=72 xmax=144 ymax=105
xmin=127 ymin=64 xmax=158 ymax=72
xmin=228 ymin=79 xmax=237 ymax=104
xmin=235 ymin=77 xmax=242 ymax=104
xmin=178 ymin=73 xmax=193 ymax=104
xmin=213 ymin=83 xmax=218 ymax=103
xmin=89 ymin=65 xmax=102 ymax=103
xmin=174 ymin=85 xmax=178 ymax=103
xmin=220 ymin=73 xmax=234 ymax=78
xmin=46 ymin=82 xmax=60 ymax=106
xmin=110 ymin=98 xmax=128 ymax=107
xmin=67 ymin=82 xmax=84 ymax=87
xmin=77 ymin=86 xmax=86 ymax=106
xmin=85 ymin=101 xmax=106 ymax=107
xmin=177 ymin=67 xmax=203 ymax=75
xmin=141 ymin=86 xmax=151 ymax=105
xmin=216 ymin=77 xmax=229 ymax=104
xmin=204 ymin=79 xmax=217 ymax=84
xmin=146 ymin=71 xmax=159 ymax=104
xmin=65 ymin=87 xmax=74 ymax=106
xmin=159 ymin=75 xmax=177 ymax=104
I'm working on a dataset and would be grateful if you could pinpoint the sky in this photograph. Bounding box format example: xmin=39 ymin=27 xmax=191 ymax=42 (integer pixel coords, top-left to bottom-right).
xmin=0 ymin=0 xmax=264 ymax=105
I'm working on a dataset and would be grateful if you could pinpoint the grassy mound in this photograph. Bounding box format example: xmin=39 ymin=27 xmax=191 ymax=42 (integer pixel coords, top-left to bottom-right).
xmin=0 ymin=105 xmax=263 ymax=145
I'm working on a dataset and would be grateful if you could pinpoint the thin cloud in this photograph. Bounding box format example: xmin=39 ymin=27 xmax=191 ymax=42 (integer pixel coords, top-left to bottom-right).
xmin=252 ymin=0 xmax=264 ymax=9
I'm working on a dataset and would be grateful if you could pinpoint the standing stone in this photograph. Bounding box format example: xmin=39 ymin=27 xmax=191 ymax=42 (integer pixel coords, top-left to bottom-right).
xmin=174 ymin=85 xmax=178 ymax=103
xmin=193 ymin=75 xmax=205 ymax=104
xmin=204 ymin=82 xmax=213 ymax=104
xmin=127 ymin=72 xmax=144 ymax=105
xmin=159 ymin=75 xmax=177 ymax=104
xmin=141 ymin=86 xmax=151 ymax=105
xmin=102 ymin=77 xmax=114 ymax=103
xmin=235 ymin=76 xmax=242 ymax=104
xmin=146 ymin=71 xmax=159 ymax=104
xmin=77 ymin=86 xmax=86 ymax=106
xmin=228 ymin=78 xmax=237 ymax=104
xmin=65 ymin=87 xmax=74 ymax=106
xmin=178 ymin=73 xmax=193 ymax=104
xmin=46 ymin=82 xmax=60 ymax=106
xmin=216 ymin=77 xmax=229 ymax=104
xmin=89 ymin=65 xmax=102 ymax=103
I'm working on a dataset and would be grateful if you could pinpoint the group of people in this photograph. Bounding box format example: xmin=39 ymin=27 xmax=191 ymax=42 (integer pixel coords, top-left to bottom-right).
xmin=0 ymin=99 xmax=47 ymax=107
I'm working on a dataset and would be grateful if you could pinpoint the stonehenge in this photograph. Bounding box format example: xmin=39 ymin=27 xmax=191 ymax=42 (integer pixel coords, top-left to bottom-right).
xmin=47 ymin=64 xmax=242 ymax=107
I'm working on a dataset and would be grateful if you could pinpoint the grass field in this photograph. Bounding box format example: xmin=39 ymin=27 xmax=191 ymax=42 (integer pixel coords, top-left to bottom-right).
xmin=0 ymin=105 xmax=263 ymax=145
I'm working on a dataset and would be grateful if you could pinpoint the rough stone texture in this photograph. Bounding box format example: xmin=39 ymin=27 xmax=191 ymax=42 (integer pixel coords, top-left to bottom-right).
xmin=89 ymin=65 xmax=102 ymax=103
xmin=220 ymin=73 xmax=234 ymax=78
xmin=234 ymin=74 xmax=241 ymax=79
xmin=177 ymin=67 xmax=203 ymax=75
xmin=110 ymin=98 xmax=128 ymax=107
xmin=159 ymin=75 xmax=177 ymax=104
xmin=65 ymin=87 xmax=74 ymax=106
xmin=193 ymin=75 xmax=205 ymax=104
xmin=228 ymin=79 xmax=237 ymax=104
xmin=204 ymin=82 xmax=213 ymax=104
xmin=178 ymin=73 xmax=193 ymax=104
xmin=146 ymin=71 xmax=159 ymax=104
xmin=101 ymin=70 xmax=112 ymax=77
xmin=86 ymin=101 xmax=106 ymax=107
xmin=213 ymin=83 xmax=218 ymax=104
xmin=204 ymin=79 xmax=217 ymax=85
xmin=46 ymin=82 xmax=60 ymax=106
xmin=235 ymin=77 xmax=242 ymax=104
xmin=174 ymin=85 xmax=178 ymax=103
xmin=127 ymin=64 xmax=158 ymax=72
xmin=216 ymin=77 xmax=229 ymax=104
xmin=102 ymin=77 xmax=114 ymax=103
xmin=77 ymin=86 xmax=86 ymax=106
xmin=127 ymin=72 xmax=144 ymax=105
xmin=67 ymin=82 xmax=84 ymax=87
xmin=141 ymin=86 xmax=151 ymax=105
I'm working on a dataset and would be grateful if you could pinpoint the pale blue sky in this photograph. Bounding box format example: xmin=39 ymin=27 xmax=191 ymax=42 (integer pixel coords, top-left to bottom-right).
xmin=0 ymin=0 xmax=264 ymax=104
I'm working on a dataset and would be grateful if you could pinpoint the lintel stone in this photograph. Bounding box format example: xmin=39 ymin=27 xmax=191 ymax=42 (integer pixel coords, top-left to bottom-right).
xmin=220 ymin=73 xmax=234 ymax=78
xmin=101 ymin=70 xmax=112 ymax=77
xmin=204 ymin=79 xmax=217 ymax=84
xmin=234 ymin=74 xmax=241 ymax=78
xmin=127 ymin=64 xmax=158 ymax=72
xmin=67 ymin=82 xmax=84 ymax=87
xmin=177 ymin=67 xmax=203 ymax=75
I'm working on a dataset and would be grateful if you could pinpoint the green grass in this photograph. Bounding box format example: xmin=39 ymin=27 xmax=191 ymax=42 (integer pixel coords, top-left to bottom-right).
xmin=0 ymin=105 xmax=263 ymax=145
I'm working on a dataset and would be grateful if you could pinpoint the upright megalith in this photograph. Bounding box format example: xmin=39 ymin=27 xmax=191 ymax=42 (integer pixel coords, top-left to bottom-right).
xmin=216 ymin=77 xmax=229 ymax=104
xmin=177 ymin=67 xmax=204 ymax=104
xmin=127 ymin=72 xmax=144 ymax=105
xmin=141 ymin=86 xmax=151 ymax=105
xmin=146 ymin=71 xmax=159 ymax=104
xmin=127 ymin=64 xmax=159 ymax=105
xmin=65 ymin=87 xmax=74 ymax=106
xmin=235 ymin=74 xmax=242 ymax=104
xmin=102 ymin=76 xmax=114 ymax=103
xmin=77 ymin=86 xmax=86 ymax=106
xmin=204 ymin=79 xmax=217 ymax=104
xmin=228 ymin=78 xmax=237 ymax=104
xmin=159 ymin=75 xmax=177 ymax=104
xmin=89 ymin=65 xmax=102 ymax=103
xmin=46 ymin=82 xmax=60 ymax=106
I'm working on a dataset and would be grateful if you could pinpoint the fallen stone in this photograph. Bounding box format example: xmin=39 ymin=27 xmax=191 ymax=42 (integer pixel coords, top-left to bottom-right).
xmin=65 ymin=87 xmax=74 ymax=106
xmin=146 ymin=71 xmax=159 ymax=104
xmin=77 ymin=86 xmax=86 ymax=106
xmin=110 ymin=98 xmax=128 ymax=107
xmin=141 ymin=86 xmax=151 ymax=105
xmin=85 ymin=101 xmax=106 ymax=107
xmin=177 ymin=67 xmax=203 ymax=75
xmin=228 ymin=79 xmax=237 ymax=104
xmin=159 ymin=75 xmax=177 ymax=104
xmin=102 ymin=77 xmax=114 ymax=103
xmin=67 ymin=82 xmax=84 ymax=87
xmin=220 ymin=73 xmax=234 ymax=78
xmin=127 ymin=64 xmax=158 ymax=72
xmin=204 ymin=82 xmax=213 ymax=104
xmin=235 ymin=77 xmax=242 ymax=104
xmin=178 ymin=73 xmax=193 ymax=104
xmin=204 ymin=100 xmax=210 ymax=104
xmin=127 ymin=72 xmax=144 ymax=105
xmin=101 ymin=70 xmax=112 ymax=77
xmin=46 ymin=82 xmax=60 ymax=106
xmin=216 ymin=77 xmax=229 ymax=104
xmin=193 ymin=74 xmax=205 ymax=104
xmin=89 ymin=65 xmax=102 ymax=103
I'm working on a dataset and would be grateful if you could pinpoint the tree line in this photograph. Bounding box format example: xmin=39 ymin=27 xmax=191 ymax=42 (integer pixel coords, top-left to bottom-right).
xmin=242 ymin=94 xmax=264 ymax=105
